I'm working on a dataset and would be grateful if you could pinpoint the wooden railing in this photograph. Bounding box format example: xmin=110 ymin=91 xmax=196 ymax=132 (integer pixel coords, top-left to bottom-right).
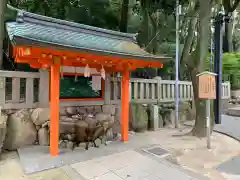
xmin=110 ymin=77 xmax=231 ymax=104
xmin=0 ymin=71 xmax=231 ymax=109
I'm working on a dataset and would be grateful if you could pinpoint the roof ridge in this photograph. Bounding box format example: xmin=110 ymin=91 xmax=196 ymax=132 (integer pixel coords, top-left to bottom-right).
xmin=14 ymin=8 xmax=137 ymax=42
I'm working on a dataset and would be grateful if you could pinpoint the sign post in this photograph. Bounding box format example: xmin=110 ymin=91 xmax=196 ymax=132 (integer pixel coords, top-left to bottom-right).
xmin=197 ymin=71 xmax=217 ymax=149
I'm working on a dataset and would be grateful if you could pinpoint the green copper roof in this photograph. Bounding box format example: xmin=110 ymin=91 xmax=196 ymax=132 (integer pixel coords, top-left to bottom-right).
xmin=6 ymin=8 xmax=170 ymax=62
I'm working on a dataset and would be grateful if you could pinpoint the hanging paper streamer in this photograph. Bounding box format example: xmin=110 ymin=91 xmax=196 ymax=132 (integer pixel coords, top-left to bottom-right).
xmin=100 ymin=66 xmax=105 ymax=80
xmin=84 ymin=64 xmax=91 ymax=77
xmin=117 ymin=72 xmax=121 ymax=78
xmin=87 ymin=65 xmax=90 ymax=77
xmin=92 ymin=76 xmax=102 ymax=90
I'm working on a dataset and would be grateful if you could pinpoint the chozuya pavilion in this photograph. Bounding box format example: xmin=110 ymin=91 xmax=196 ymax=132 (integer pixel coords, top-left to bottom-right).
xmin=6 ymin=9 xmax=170 ymax=156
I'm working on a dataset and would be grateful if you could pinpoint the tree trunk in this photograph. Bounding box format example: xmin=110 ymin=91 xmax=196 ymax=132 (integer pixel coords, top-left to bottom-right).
xmin=191 ymin=0 xmax=213 ymax=137
xmin=148 ymin=12 xmax=158 ymax=54
xmin=119 ymin=0 xmax=129 ymax=32
xmin=0 ymin=0 xmax=7 ymax=69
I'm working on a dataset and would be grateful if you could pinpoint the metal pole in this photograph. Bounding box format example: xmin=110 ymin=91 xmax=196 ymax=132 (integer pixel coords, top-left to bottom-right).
xmin=206 ymin=19 xmax=214 ymax=149
xmin=175 ymin=0 xmax=180 ymax=128
xmin=214 ymin=13 xmax=224 ymax=124
xmin=206 ymin=99 xmax=211 ymax=149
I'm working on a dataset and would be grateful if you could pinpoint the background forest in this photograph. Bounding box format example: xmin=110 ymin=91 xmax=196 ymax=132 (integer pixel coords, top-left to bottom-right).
xmin=1 ymin=0 xmax=240 ymax=136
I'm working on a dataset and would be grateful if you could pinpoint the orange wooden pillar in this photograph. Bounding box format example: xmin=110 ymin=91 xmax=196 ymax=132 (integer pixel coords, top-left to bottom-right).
xmin=50 ymin=64 xmax=60 ymax=156
xmin=121 ymin=70 xmax=130 ymax=142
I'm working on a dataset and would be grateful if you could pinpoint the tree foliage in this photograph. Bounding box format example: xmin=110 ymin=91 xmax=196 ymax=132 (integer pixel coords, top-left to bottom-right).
xmin=7 ymin=0 xmax=120 ymax=29
xmin=222 ymin=53 xmax=240 ymax=89
xmin=3 ymin=0 xmax=240 ymax=136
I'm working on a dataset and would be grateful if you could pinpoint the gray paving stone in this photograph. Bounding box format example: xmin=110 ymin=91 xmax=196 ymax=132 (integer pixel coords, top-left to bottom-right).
xmin=17 ymin=136 xmax=154 ymax=174
xmin=113 ymin=165 xmax=151 ymax=179
xmin=135 ymin=149 xmax=210 ymax=180
xmin=71 ymin=160 xmax=110 ymax=179
xmin=140 ymin=174 xmax=161 ymax=180
xmin=61 ymin=165 xmax=86 ymax=180
xmin=214 ymin=115 xmax=240 ymax=141
xmin=91 ymin=172 xmax=123 ymax=180
xmin=216 ymin=155 xmax=240 ymax=175
xmin=153 ymin=168 xmax=193 ymax=180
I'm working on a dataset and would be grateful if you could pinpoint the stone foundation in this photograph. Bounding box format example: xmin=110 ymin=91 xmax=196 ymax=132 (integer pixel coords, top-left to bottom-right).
xmin=0 ymin=102 xmax=194 ymax=153
xmin=0 ymin=115 xmax=7 ymax=154
xmin=2 ymin=105 xmax=121 ymax=151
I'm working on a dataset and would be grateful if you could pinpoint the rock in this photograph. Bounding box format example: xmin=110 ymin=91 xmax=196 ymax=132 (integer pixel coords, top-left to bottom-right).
xmin=95 ymin=139 xmax=101 ymax=147
xmin=36 ymin=125 xmax=41 ymax=131
xmin=85 ymin=115 xmax=97 ymax=125
xmin=0 ymin=114 xmax=8 ymax=154
xmin=129 ymin=103 xmax=148 ymax=132
xmin=106 ymin=128 xmax=113 ymax=141
xmin=71 ymin=134 xmax=76 ymax=141
xmin=71 ymin=115 xmax=84 ymax=120
xmin=94 ymin=106 xmax=102 ymax=114
xmin=66 ymin=134 xmax=74 ymax=141
xmin=128 ymin=131 xmax=135 ymax=135
xmin=38 ymin=127 xmax=49 ymax=146
xmin=112 ymin=116 xmax=121 ymax=135
xmin=66 ymin=141 xmax=74 ymax=149
xmin=59 ymin=140 xmax=66 ymax=149
xmin=66 ymin=107 xmax=78 ymax=115
xmin=60 ymin=116 xmax=78 ymax=123
xmin=60 ymin=121 xmax=75 ymax=134
xmin=114 ymin=105 xmax=121 ymax=125
xmin=42 ymin=121 xmax=50 ymax=128
xmin=77 ymin=107 xmax=87 ymax=115
xmin=31 ymin=108 xmax=50 ymax=126
xmin=161 ymin=109 xmax=175 ymax=127
xmin=3 ymin=109 xmax=37 ymax=150
xmin=59 ymin=107 xmax=67 ymax=116
xmin=3 ymin=109 xmax=17 ymax=115
xmin=29 ymin=109 xmax=34 ymax=114
xmin=95 ymin=113 xmax=111 ymax=122
xmin=65 ymin=134 xmax=71 ymax=140
xmin=86 ymin=106 xmax=94 ymax=114
xmin=76 ymin=120 xmax=88 ymax=128
xmin=113 ymin=132 xmax=120 ymax=140
xmin=179 ymin=112 xmax=187 ymax=122
xmin=102 ymin=105 xmax=116 ymax=115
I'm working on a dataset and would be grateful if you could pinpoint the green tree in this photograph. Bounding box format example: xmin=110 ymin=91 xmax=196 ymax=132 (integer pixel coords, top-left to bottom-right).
xmin=180 ymin=0 xmax=239 ymax=136
xmin=223 ymin=0 xmax=240 ymax=52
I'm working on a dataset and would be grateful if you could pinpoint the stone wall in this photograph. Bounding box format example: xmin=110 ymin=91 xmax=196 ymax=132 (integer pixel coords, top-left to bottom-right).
xmin=0 ymin=101 xmax=194 ymax=153
xmin=156 ymin=102 xmax=195 ymax=128
xmin=0 ymin=114 xmax=7 ymax=154
xmin=2 ymin=105 xmax=120 ymax=151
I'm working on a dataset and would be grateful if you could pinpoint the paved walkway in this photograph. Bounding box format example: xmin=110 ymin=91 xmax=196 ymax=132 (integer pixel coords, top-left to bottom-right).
xmin=2 ymin=126 xmax=239 ymax=180
xmin=0 ymin=150 xmax=208 ymax=180
xmin=68 ymin=150 xmax=208 ymax=180
xmin=185 ymin=114 xmax=240 ymax=177
xmin=214 ymin=115 xmax=240 ymax=141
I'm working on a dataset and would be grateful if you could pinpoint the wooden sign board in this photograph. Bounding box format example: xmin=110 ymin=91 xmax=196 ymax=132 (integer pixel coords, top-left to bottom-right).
xmin=197 ymin=71 xmax=217 ymax=100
